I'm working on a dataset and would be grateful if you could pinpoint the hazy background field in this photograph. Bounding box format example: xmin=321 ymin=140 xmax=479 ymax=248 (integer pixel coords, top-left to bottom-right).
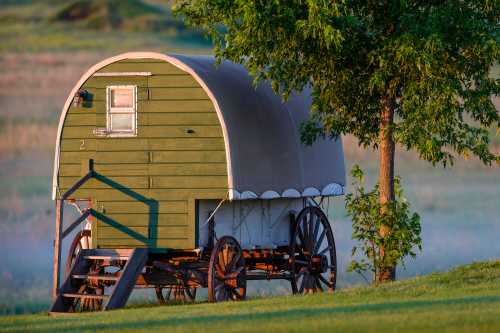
xmin=0 ymin=0 xmax=499 ymax=315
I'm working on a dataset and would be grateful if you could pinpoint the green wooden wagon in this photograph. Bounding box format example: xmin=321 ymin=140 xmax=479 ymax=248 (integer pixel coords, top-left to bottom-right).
xmin=49 ymin=52 xmax=346 ymax=314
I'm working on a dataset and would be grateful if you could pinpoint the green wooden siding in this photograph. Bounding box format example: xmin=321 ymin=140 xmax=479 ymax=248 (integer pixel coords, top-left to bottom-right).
xmin=57 ymin=58 xmax=228 ymax=250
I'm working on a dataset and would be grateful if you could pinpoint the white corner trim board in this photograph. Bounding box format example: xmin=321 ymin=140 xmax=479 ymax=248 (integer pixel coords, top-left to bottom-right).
xmin=52 ymin=52 xmax=233 ymax=200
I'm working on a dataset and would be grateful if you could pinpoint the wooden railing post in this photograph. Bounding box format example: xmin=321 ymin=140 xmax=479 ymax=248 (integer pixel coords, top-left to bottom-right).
xmin=51 ymin=159 xmax=94 ymax=301
xmin=52 ymin=199 xmax=63 ymax=301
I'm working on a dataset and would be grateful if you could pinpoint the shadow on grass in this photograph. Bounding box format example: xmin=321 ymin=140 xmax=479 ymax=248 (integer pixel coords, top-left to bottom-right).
xmin=3 ymin=295 xmax=500 ymax=332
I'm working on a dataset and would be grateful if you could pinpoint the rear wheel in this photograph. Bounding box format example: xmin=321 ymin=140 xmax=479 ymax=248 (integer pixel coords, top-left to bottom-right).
xmin=69 ymin=261 xmax=105 ymax=312
xmin=208 ymin=236 xmax=246 ymax=302
xmin=155 ymin=285 xmax=197 ymax=304
xmin=290 ymin=206 xmax=337 ymax=294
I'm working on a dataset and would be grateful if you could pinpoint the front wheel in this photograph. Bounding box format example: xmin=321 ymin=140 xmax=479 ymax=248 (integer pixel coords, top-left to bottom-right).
xmin=208 ymin=236 xmax=247 ymax=302
xmin=290 ymin=206 xmax=337 ymax=294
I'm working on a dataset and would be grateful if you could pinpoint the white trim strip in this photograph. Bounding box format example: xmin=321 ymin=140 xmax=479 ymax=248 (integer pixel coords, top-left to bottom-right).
xmin=93 ymin=72 xmax=152 ymax=77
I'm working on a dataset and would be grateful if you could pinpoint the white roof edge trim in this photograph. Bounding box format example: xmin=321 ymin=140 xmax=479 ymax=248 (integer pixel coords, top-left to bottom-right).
xmin=51 ymin=52 xmax=233 ymax=200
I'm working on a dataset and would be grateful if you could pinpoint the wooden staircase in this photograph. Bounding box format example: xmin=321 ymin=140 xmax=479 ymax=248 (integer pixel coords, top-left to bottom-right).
xmin=49 ymin=248 xmax=148 ymax=315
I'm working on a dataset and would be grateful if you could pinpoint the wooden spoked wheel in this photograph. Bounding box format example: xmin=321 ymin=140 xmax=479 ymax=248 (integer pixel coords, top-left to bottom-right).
xmin=290 ymin=206 xmax=337 ymax=294
xmin=155 ymin=284 xmax=197 ymax=304
xmin=208 ymin=236 xmax=246 ymax=302
xmin=65 ymin=229 xmax=91 ymax=278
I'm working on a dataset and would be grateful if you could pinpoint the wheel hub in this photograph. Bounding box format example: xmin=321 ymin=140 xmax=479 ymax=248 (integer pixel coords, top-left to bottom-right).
xmin=310 ymin=254 xmax=328 ymax=274
xmin=222 ymin=268 xmax=245 ymax=289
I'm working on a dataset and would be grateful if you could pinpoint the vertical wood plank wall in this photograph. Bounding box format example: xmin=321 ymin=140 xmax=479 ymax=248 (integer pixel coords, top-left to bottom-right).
xmin=57 ymin=59 xmax=228 ymax=249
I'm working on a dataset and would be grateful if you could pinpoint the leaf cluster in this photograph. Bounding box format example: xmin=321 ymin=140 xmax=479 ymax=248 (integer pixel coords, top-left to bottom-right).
xmin=174 ymin=0 xmax=499 ymax=166
xmin=345 ymin=165 xmax=422 ymax=282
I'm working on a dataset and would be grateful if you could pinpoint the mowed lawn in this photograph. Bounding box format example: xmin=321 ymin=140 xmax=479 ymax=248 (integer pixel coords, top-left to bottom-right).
xmin=1 ymin=261 xmax=500 ymax=333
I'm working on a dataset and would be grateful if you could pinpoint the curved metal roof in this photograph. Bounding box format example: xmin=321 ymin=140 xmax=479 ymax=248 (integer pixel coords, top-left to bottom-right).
xmin=52 ymin=52 xmax=345 ymax=200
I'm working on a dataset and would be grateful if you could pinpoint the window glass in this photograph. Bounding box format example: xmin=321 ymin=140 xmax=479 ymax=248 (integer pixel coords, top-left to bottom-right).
xmin=110 ymin=88 xmax=134 ymax=108
xmin=110 ymin=114 xmax=134 ymax=131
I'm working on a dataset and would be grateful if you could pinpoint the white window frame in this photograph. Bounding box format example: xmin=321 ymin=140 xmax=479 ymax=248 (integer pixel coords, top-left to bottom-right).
xmin=106 ymin=85 xmax=137 ymax=137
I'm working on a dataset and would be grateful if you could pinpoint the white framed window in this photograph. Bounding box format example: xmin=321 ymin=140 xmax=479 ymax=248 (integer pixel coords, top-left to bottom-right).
xmin=106 ymin=85 xmax=137 ymax=136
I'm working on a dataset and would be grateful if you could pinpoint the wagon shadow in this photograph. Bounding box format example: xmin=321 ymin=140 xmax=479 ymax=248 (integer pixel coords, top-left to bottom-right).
xmin=91 ymin=173 xmax=158 ymax=248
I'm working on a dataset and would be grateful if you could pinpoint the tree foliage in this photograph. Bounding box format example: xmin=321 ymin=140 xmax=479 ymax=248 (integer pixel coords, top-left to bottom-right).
xmin=345 ymin=165 xmax=421 ymax=282
xmin=174 ymin=0 xmax=499 ymax=166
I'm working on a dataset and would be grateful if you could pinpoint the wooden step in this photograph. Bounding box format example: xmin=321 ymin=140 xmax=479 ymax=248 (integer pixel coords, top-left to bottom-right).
xmin=103 ymin=248 xmax=148 ymax=310
xmin=62 ymin=293 xmax=109 ymax=300
xmin=82 ymin=248 xmax=134 ymax=261
xmin=84 ymin=255 xmax=130 ymax=261
xmin=49 ymin=248 xmax=145 ymax=313
xmin=72 ymin=274 xmax=120 ymax=281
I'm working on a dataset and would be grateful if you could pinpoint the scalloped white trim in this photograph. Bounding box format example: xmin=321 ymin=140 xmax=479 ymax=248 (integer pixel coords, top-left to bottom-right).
xmin=241 ymin=191 xmax=258 ymax=200
xmin=302 ymin=187 xmax=321 ymax=197
xmin=228 ymin=183 xmax=344 ymax=201
xmin=282 ymin=189 xmax=301 ymax=198
xmin=321 ymin=183 xmax=344 ymax=196
xmin=260 ymin=191 xmax=280 ymax=199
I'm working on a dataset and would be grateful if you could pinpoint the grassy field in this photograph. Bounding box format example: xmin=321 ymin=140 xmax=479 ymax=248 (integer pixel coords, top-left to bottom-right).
xmin=1 ymin=261 xmax=500 ymax=333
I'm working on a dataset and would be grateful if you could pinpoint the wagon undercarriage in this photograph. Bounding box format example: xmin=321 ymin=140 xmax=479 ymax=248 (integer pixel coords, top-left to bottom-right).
xmin=50 ymin=204 xmax=337 ymax=314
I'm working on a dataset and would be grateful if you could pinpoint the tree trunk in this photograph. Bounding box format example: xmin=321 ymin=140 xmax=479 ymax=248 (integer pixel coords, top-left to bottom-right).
xmin=377 ymin=97 xmax=396 ymax=283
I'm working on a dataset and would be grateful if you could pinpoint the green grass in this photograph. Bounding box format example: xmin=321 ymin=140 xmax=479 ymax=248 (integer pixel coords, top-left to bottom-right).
xmin=1 ymin=261 xmax=500 ymax=332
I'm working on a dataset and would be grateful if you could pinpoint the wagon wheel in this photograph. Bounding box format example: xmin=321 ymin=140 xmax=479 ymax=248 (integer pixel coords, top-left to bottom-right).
xmin=69 ymin=262 xmax=105 ymax=312
xmin=208 ymin=236 xmax=246 ymax=302
xmin=290 ymin=206 xmax=337 ymax=294
xmin=155 ymin=284 xmax=197 ymax=304
xmin=65 ymin=229 xmax=91 ymax=278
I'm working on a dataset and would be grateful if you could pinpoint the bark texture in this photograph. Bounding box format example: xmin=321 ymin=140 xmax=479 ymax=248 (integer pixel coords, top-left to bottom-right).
xmin=377 ymin=98 xmax=396 ymax=282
